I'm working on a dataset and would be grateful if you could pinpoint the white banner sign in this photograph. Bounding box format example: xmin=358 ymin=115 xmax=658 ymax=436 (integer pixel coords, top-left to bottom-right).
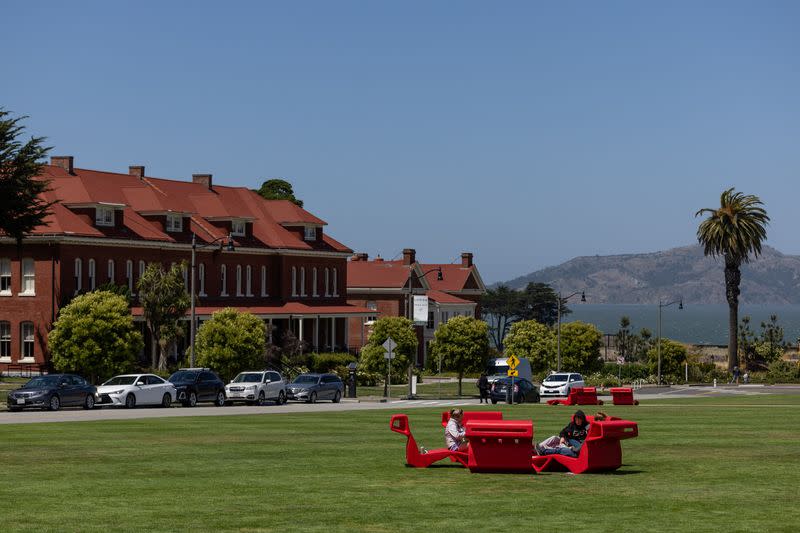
xmin=413 ymin=295 xmax=429 ymax=323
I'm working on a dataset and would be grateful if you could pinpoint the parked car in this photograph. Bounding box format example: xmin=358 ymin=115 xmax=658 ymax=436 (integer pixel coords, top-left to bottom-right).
xmin=286 ymin=373 xmax=344 ymax=403
xmin=168 ymin=368 xmax=226 ymax=407
xmin=95 ymin=374 xmax=176 ymax=408
xmin=7 ymin=374 xmax=97 ymax=412
xmin=489 ymin=377 xmax=540 ymax=404
xmin=225 ymin=370 xmax=287 ymax=405
xmin=486 ymin=357 xmax=533 ymax=384
xmin=539 ymin=372 xmax=585 ymax=397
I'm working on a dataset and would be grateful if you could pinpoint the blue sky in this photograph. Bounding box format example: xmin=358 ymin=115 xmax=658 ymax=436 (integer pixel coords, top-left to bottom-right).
xmin=3 ymin=1 xmax=798 ymax=283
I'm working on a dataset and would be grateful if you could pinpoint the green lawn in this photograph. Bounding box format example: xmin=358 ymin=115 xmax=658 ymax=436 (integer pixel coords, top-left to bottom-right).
xmin=1 ymin=396 xmax=798 ymax=532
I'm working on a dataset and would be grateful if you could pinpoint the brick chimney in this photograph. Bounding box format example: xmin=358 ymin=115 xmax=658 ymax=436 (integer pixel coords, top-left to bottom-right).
xmin=402 ymin=248 xmax=416 ymax=265
xmin=51 ymin=156 xmax=74 ymax=174
xmin=129 ymin=165 xmax=145 ymax=179
xmin=461 ymin=252 xmax=473 ymax=268
xmin=192 ymin=173 xmax=213 ymax=189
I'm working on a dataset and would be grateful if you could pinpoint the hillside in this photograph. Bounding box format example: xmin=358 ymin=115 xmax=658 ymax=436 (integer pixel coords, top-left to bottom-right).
xmin=503 ymin=245 xmax=800 ymax=305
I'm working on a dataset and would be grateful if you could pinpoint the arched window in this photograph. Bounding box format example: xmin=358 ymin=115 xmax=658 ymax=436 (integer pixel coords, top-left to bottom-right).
xmin=126 ymin=260 xmax=134 ymax=294
xmin=261 ymin=266 xmax=268 ymax=297
xmin=324 ymin=268 xmax=330 ymax=297
xmin=291 ymin=267 xmax=297 ymax=297
xmin=220 ymin=265 xmax=228 ymax=296
xmin=236 ymin=265 xmax=243 ymax=296
xmin=300 ymin=267 xmax=306 ymax=297
xmin=74 ymin=258 xmax=82 ymax=294
xmin=332 ymin=267 xmax=338 ymax=296
xmin=312 ymin=268 xmax=318 ymax=297
xmin=20 ymin=322 xmax=34 ymax=360
xmin=88 ymin=259 xmax=96 ymax=290
xmin=107 ymin=259 xmax=115 ymax=282
xmin=246 ymin=265 xmax=252 ymax=296
xmin=199 ymin=263 xmax=206 ymax=296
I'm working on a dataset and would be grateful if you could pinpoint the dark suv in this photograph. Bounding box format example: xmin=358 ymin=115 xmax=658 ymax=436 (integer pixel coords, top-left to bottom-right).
xmin=168 ymin=368 xmax=226 ymax=407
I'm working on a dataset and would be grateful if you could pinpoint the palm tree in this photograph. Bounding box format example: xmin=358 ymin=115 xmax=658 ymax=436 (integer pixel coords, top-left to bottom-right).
xmin=696 ymin=188 xmax=769 ymax=371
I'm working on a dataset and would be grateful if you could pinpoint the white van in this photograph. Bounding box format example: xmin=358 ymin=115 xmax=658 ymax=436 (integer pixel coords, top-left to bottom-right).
xmin=486 ymin=357 xmax=533 ymax=384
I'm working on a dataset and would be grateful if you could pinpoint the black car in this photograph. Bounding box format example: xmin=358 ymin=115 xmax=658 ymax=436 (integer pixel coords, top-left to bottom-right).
xmin=489 ymin=377 xmax=540 ymax=404
xmin=286 ymin=373 xmax=344 ymax=403
xmin=7 ymin=374 xmax=97 ymax=411
xmin=168 ymin=368 xmax=226 ymax=407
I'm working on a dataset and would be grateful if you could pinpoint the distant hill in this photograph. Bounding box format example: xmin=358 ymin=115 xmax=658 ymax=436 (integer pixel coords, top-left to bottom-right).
xmin=502 ymin=245 xmax=800 ymax=305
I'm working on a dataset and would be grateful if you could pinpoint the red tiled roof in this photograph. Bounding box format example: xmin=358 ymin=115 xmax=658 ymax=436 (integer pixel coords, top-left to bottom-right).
xmin=131 ymin=303 xmax=374 ymax=317
xmin=421 ymin=263 xmax=477 ymax=292
xmin=28 ymin=165 xmax=351 ymax=253
xmin=347 ymin=260 xmax=413 ymax=289
xmin=427 ymin=290 xmax=475 ymax=305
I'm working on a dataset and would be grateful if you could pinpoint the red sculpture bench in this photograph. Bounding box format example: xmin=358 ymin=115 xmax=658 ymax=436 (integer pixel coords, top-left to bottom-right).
xmin=440 ymin=410 xmax=503 ymax=427
xmin=531 ymin=414 xmax=638 ymax=474
xmin=546 ymin=386 xmax=604 ymax=406
xmin=390 ymin=414 xmax=469 ymax=468
xmin=610 ymin=387 xmax=639 ymax=405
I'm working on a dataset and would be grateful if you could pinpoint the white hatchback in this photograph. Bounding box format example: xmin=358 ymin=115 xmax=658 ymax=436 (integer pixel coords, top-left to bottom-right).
xmin=225 ymin=371 xmax=286 ymax=405
xmin=95 ymin=374 xmax=177 ymax=408
xmin=539 ymin=372 xmax=585 ymax=397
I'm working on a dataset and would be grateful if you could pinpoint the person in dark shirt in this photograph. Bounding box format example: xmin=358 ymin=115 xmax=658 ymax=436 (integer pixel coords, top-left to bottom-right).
xmin=534 ymin=410 xmax=590 ymax=457
xmin=477 ymin=373 xmax=490 ymax=403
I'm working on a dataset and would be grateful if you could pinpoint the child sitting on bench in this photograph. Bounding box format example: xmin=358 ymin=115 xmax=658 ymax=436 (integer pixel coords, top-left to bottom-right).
xmin=535 ymin=410 xmax=590 ymax=457
xmin=445 ymin=408 xmax=469 ymax=452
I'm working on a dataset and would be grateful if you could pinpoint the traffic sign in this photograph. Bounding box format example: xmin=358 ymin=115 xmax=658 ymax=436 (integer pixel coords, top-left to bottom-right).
xmin=506 ymin=355 xmax=520 ymax=369
xmin=507 ymin=369 xmax=519 ymax=377
xmin=382 ymin=337 xmax=397 ymax=359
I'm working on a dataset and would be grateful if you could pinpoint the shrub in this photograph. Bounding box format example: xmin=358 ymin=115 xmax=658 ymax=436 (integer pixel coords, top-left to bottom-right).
xmin=765 ymin=360 xmax=800 ymax=384
xmin=309 ymin=353 xmax=356 ymax=373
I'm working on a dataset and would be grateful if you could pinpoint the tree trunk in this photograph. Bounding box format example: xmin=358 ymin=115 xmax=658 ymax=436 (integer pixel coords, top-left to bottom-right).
xmin=458 ymin=371 xmax=463 ymax=396
xmin=150 ymin=333 xmax=158 ymax=369
xmin=724 ymin=258 xmax=741 ymax=371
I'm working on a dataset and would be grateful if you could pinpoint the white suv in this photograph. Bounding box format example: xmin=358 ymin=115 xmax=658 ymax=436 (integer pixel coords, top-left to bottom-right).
xmin=540 ymin=373 xmax=585 ymax=397
xmin=225 ymin=371 xmax=286 ymax=405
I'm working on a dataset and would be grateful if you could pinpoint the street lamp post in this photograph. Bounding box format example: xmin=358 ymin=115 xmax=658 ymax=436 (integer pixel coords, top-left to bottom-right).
xmin=657 ymin=298 xmax=683 ymax=386
xmin=190 ymin=232 xmax=235 ymax=366
xmin=556 ymin=290 xmax=586 ymax=372
xmin=406 ymin=266 xmax=443 ymax=399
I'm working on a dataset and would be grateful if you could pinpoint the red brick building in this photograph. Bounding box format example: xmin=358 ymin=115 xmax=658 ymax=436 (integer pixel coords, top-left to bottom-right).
xmin=346 ymin=248 xmax=486 ymax=365
xmin=0 ymin=156 xmax=372 ymax=372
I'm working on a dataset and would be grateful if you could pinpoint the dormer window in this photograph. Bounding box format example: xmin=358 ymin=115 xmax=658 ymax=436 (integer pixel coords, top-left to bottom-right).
xmin=96 ymin=206 xmax=114 ymax=227
xmin=304 ymin=226 xmax=316 ymax=241
xmin=232 ymin=219 xmax=246 ymax=237
xmin=166 ymin=213 xmax=183 ymax=232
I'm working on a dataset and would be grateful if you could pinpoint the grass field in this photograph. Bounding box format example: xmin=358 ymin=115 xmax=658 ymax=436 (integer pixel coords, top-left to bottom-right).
xmin=1 ymin=396 xmax=798 ymax=532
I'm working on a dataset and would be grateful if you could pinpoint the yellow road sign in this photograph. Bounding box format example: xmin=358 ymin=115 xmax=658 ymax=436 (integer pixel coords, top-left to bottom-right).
xmin=506 ymin=355 xmax=520 ymax=369
xmin=507 ymin=369 xmax=519 ymax=377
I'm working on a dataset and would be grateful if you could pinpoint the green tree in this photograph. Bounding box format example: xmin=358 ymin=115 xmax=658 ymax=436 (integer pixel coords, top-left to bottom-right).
xmin=256 ymin=178 xmax=303 ymax=207
xmin=519 ymin=282 xmax=569 ymax=327
xmin=647 ymin=339 xmax=688 ymax=379
xmin=137 ymin=262 xmax=191 ymax=370
xmin=559 ymin=321 xmax=603 ymax=374
xmin=616 ymin=316 xmax=633 ymax=360
xmin=502 ymin=319 xmax=557 ymax=373
xmin=754 ymin=314 xmax=784 ymax=365
xmin=0 ymin=109 xmax=54 ymax=245
xmin=480 ymin=284 xmax=523 ymax=350
xmin=696 ymin=188 xmax=769 ymax=370
xmin=358 ymin=317 xmax=417 ymax=386
xmin=48 ymin=291 xmax=143 ymax=383
xmin=428 ymin=316 xmax=490 ymax=395
xmin=194 ymin=308 xmax=266 ymax=382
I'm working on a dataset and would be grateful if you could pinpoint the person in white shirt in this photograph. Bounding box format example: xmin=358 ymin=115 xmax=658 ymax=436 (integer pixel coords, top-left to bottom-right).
xmin=445 ymin=408 xmax=468 ymax=452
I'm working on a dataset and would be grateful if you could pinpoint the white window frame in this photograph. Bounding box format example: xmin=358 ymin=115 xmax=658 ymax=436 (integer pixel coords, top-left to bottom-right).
xmin=0 ymin=321 xmax=11 ymax=361
xmin=312 ymin=268 xmax=318 ymax=297
xmin=236 ymin=265 xmax=243 ymax=296
xmin=0 ymin=258 xmax=11 ymax=296
xmin=126 ymin=260 xmax=134 ymax=294
xmin=95 ymin=206 xmax=114 ymax=227
xmin=88 ymin=259 xmax=96 ymax=290
xmin=199 ymin=263 xmax=206 ymax=296
xmin=74 ymin=258 xmax=83 ymax=294
xmin=300 ymin=267 xmax=306 ymax=297
xmin=20 ymin=322 xmax=34 ymax=361
xmin=291 ymin=267 xmax=297 ymax=297
xmin=166 ymin=213 xmax=183 ymax=232
xmin=107 ymin=260 xmax=114 ymax=282
xmin=261 ymin=266 xmax=268 ymax=297
xmin=332 ymin=267 xmax=338 ymax=297
xmin=304 ymin=226 xmax=316 ymax=241
xmin=19 ymin=258 xmax=35 ymax=296
xmin=324 ymin=268 xmax=330 ymax=297
xmin=220 ymin=265 xmax=228 ymax=296
xmin=231 ymin=219 xmax=246 ymax=237
xmin=246 ymin=265 xmax=253 ymax=296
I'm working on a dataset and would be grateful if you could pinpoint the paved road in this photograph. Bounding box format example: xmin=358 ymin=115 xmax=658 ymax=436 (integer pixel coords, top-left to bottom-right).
xmin=2 ymin=384 xmax=797 ymax=425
